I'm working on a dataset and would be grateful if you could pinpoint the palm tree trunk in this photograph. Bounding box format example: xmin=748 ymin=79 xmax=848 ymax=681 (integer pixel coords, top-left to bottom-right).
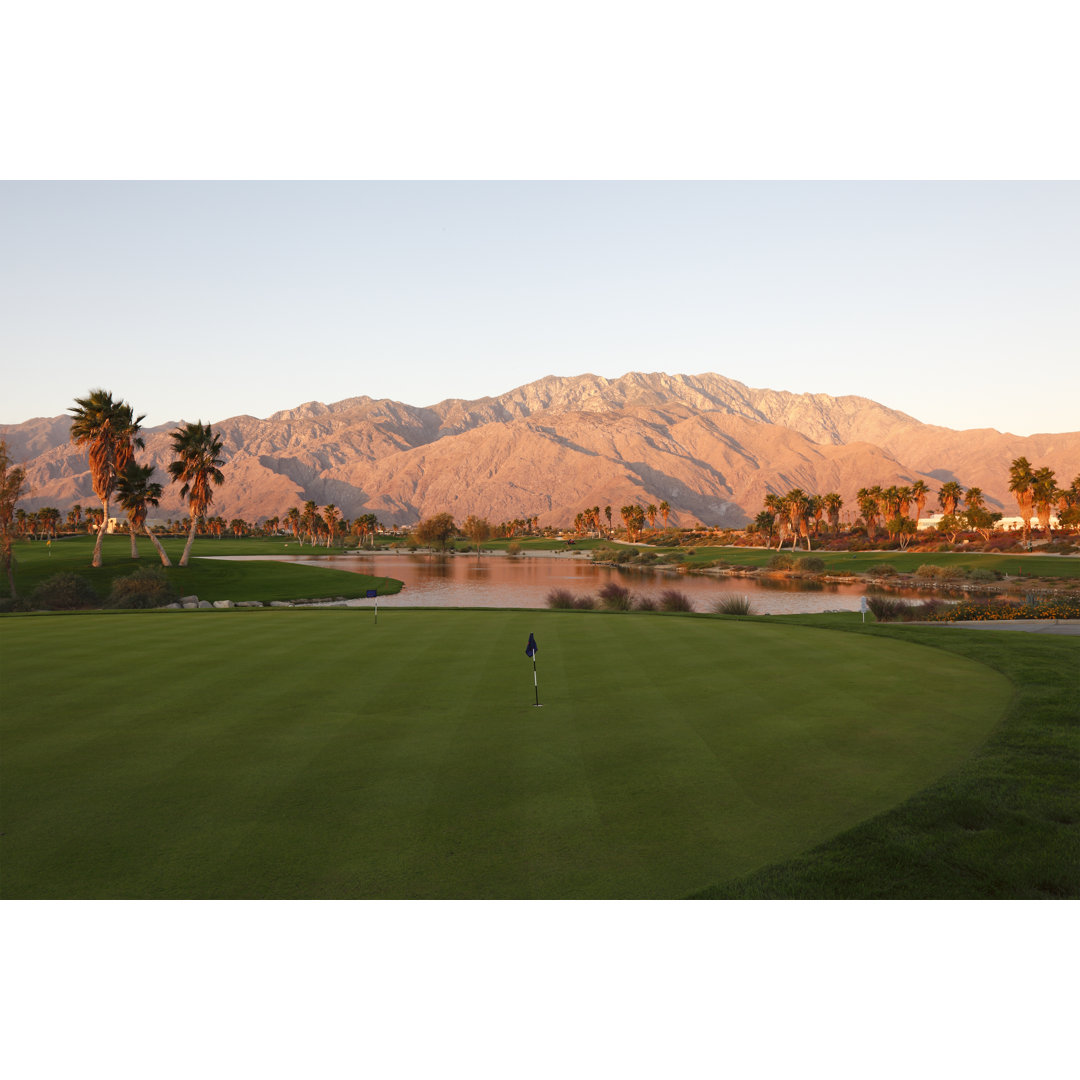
xmin=179 ymin=517 xmax=198 ymax=566
xmin=130 ymin=526 xmax=140 ymax=559
xmin=91 ymin=497 xmax=108 ymax=567
xmin=145 ymin=525 xmax=172 ymax=566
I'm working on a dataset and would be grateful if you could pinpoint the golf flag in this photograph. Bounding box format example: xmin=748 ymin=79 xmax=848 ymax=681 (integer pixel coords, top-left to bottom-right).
xmin=525 ymin=633 xmax=540 ymax=705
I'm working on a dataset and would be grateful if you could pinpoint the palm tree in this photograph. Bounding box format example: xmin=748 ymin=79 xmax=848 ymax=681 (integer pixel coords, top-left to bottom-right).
xmin=752 ymin=509 xmax=776 ymax=546
xmin=284 ymin=506 xmax=301 ymax=544
xmin=782 ymin=489 xmax=811 ymax=550
xmin=68 ymin=390 xmax=145 ymax=567
xmin=658 ymin=500 xmax=670 ymax=530
xmin=167 ymin=421 xmax=225 ymax=567
xmin=963 ymin=486 xmax=985 ymax=512
xmin=938 ymin=481 xmax=964 ymax=518
xmin=116 ymin=461 xmax=171 ymax=566
xmin=1032 ymin=466 xmax=1058 ymax=538
xmin=1008 ymin=457 xmax=1035 ymax=542
xmin=856 ymin=488 xmax=879 ymax=538
xmin=301 ymin=500 xmax=321 ymax=546
xmin=822 ymin=492 xmax=843 ymax=536
xmin=646 ymin=503 xmax=658 ymax=530
xmin=909 ymin=480 xmax=930 ymax=524
xmin=322 ymin=504 xmax=340 ymax=547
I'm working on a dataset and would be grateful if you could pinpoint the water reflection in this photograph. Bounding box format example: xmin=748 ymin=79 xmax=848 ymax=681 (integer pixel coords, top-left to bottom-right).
xmin=209 ymin=552 xmax=935 ymax=615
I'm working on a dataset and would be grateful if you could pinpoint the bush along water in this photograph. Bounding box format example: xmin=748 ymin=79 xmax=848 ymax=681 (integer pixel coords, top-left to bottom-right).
xmin=714 ymin=594 xmax=754 ymax=616
xmin=928 ymin=597 xmax=1080 ymax=622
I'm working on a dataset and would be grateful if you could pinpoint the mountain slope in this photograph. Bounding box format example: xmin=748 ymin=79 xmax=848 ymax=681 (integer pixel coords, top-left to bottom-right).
xmin=3 ymin=372 xmax=1077 ymax=527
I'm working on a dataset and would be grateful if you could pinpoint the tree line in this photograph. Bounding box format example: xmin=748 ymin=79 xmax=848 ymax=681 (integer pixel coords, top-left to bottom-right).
xmin=752 ymin=461 xmax=1080 ymax=550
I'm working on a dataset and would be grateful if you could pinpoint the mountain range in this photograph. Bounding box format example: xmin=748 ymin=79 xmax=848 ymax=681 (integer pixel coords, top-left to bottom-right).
xmin=4 ymin=371 xmax=1079 ymax=528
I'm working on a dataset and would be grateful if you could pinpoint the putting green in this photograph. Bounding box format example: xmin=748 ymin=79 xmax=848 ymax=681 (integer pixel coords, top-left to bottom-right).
xmin=0 ymin=610 xmax=1012 ymax=898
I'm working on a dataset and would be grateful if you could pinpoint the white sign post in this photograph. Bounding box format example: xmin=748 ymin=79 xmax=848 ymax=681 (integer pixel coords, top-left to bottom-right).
xmin=860 ymin=596 xmax=868 ymax=623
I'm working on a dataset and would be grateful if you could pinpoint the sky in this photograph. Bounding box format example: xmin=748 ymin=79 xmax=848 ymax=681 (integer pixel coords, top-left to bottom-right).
xmin=3 ymin=180 xmax=1077 ymax=435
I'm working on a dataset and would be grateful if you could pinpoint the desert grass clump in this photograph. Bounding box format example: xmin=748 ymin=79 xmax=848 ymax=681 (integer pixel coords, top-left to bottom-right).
xmin=659 ymin=589 xmax=694 ymax=612
xmin=714 ymin=594 xmax=754 ymax=616
xmin=598 ymin=582 xmax=633 ymax=610
xmin=572 ymin=594 xmax=596 ymax=610
xmin=768 ymin=552 xmax=797 ymax=570
xmin=30 ymin=572 xmax=100 ymax=610
xmin=866 ymin=595 xmax=908 ymax=622
xmin=635 ymin=595 xmax=658 ymax=611
xmin=547 ymin=588 xmax=577 ymax=609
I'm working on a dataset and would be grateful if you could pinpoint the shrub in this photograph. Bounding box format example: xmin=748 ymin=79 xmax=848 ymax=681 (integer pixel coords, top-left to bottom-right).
xmin=801 ymin=557 xmax=826 ymax=573
xmin=915 ymin=564 xmax=948 ymax=580
xmin=714 ymin=594 xmax=754 ymax=616
xmin=659 ymin=589 xmax=693 ymax=612
xmin=546 ymin=588 xmax=576 ymax=609
xmin=871 ymin=563 xmax=897 ymax=577
xmin=572 ymin=595 xmax=596 ymax=610
xmin=506 ymin=541 xmax=521 ymax=556
xmin=30 ymin=572 xmax=100 ymax=610
xmin=635 ymin=595 xmax=658 ymax=611
xmin=0 ymin=596 xmax=34 ymax=613
xmin=768 ymin=552 xmax=797 ymax=570
xmin=598 ymin=582 xmax=633 ymax=610
xmin=105 ymin=567 xmax=177 ymax=609
xmin=866 ymin=595 xmax=908 ymax=622
xmin=965 ymin=567 xmax=1000 ymax=583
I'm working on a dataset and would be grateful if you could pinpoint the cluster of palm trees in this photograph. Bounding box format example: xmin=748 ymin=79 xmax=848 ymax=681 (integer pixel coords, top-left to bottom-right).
xmin=752 ymin=462 xmax=1080 ymax=550
xmin=9 ymin=506 xmax=63 ymax=540
xmin=280 ymin=503 xmax=381 ymax=547
xmin=573 ymin=501 xmax=671 ymax=541
xmin=496 ymin=516 xmax=540 ymax=538
xmin=1007 ymin=458 xmax=1078 ymax=540
xmin=68 ymin=389 xmax=225 ymax=568
xmin=753 ymin=490 xmax=847 ymax=550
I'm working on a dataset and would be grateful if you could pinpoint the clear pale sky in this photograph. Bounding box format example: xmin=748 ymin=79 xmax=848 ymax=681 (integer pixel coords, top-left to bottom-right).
xmin=3 ymin=180 xmax=1077 ymax=435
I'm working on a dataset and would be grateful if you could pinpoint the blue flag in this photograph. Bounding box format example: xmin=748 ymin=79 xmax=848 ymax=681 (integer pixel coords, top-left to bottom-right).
xmin=525 ymin=633 xmax=538 ymax=658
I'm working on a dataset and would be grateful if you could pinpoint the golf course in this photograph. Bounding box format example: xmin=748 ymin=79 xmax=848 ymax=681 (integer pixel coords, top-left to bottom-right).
xmin=4 ymin=598 xmax=1075 ymax=899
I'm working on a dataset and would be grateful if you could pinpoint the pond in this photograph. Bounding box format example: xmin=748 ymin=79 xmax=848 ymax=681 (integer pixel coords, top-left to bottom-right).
xmin=208 ymin=551 xmax=933 ymax=615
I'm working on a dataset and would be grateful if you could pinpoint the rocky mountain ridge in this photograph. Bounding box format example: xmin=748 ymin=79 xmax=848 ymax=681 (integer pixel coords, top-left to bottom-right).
xmin=4 ymin=371 xmax=1078 ymax=528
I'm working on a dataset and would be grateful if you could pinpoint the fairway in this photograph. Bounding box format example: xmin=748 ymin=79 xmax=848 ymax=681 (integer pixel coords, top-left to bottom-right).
xmin=1 ymin=610 xmax=1012 ymax=898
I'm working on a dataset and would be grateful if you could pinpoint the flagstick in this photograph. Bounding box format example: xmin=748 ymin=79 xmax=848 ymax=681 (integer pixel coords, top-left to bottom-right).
xmin=533 ymin=655 xmax=540 ymax=706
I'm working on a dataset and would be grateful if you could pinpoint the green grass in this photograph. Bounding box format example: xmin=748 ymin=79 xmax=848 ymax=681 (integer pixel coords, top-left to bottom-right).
xmin=670 ymin=545 xmax=1080 ymax=578
xmin=693 ymin=616 xmax=1080 ymax=898
xmin=4 ymin=607 xmax=1049 ymax=899
xmin=3 ymin=535 xmax=401 ymax=603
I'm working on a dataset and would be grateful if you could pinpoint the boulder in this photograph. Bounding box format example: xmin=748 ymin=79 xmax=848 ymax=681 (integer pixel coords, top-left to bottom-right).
xmin=213 ymin=600 xmax=234 ymax=609
xmin=198 ymin=600 xmax=214 ymax=609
